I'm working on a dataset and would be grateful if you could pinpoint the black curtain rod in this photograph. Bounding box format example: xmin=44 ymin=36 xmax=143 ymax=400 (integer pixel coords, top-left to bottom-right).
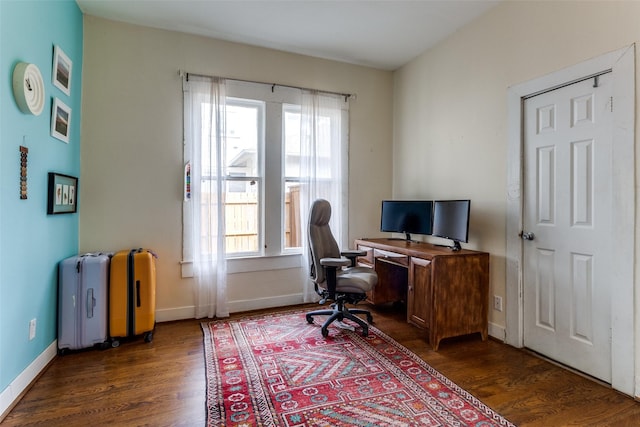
xmin=180 ymin=70 xmax=353 ymax=101
xmin=523 ymin=69 xmax=612 ymax=100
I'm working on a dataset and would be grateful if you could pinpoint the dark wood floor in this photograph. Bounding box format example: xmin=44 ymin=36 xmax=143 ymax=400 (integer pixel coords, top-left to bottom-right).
xmin=2 ymin=303 xmax=639 ymax=426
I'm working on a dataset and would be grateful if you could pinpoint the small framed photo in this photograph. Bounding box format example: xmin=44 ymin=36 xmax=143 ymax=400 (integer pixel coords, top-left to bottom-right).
xmin=51 ymin=98 xmax=71 ymax=143
xmin=47 ymin=172 xmax=78 ymax=214
xmin=52 ymin=45 xmax=72 ymax=95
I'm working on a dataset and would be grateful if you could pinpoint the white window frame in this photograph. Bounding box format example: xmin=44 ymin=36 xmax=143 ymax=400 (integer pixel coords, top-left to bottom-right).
xmin=223 ymin=96 xmax=265 ymax=258
xmin=224 ymin=81 xmax=304 ymax=272
xmin=182 ymin=79 xmax=349 ymax=276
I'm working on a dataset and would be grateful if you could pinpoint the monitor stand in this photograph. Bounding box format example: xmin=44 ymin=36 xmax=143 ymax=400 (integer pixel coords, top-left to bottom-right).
xmin=435 ymin=240 xmax=461 ymax=251
xmin=387 ymin=233 xmax=415 ymax=242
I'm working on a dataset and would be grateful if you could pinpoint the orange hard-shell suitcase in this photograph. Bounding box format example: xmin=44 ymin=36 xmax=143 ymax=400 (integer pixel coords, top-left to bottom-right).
xmin=109 ymin=248 xmax=157 ymax=346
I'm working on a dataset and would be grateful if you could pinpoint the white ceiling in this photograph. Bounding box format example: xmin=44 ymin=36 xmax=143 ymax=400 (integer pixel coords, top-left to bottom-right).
xmin=76 ymin=0 xmax=499 ymax=70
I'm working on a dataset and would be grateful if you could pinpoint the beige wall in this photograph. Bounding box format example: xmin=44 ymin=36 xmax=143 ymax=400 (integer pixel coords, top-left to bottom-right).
xmin=393 ymin=0 xmax=639 ymax=382
xmin=80 ymin=16 xmax=393 ymax=318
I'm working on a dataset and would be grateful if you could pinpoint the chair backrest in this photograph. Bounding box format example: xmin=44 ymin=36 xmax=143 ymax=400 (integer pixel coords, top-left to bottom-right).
xmin=308 ymin=199 xmax=341 ymax=285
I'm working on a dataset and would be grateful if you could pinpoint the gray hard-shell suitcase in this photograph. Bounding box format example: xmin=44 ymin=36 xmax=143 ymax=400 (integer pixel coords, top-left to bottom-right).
xmin=58 ymin=253 xmax=111 ymax=354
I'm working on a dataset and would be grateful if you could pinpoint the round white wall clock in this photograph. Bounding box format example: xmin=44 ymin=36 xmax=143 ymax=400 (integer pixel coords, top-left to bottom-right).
xmin=12 ymin=62 xmax=45 ymax=116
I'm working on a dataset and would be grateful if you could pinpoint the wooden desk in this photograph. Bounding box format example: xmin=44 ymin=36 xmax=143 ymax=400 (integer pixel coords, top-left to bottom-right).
xmin=355 ymin=238 xmax=489 ymax=350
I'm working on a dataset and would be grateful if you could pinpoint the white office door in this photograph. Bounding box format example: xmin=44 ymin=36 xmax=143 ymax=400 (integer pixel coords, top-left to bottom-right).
xmin=522 ymin=73 xmax=613 ymax=382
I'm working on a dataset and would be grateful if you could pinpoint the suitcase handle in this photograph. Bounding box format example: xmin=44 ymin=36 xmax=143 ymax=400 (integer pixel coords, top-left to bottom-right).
xmin=136 ymin=280 xmax=143 ymax=308
xmin=87 ymin=288 xmax=96 ymax=318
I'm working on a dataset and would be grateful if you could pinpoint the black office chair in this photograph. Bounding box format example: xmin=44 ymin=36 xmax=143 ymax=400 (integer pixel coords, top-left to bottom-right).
xmin=305 ymin=199 xmax=377 ymax=337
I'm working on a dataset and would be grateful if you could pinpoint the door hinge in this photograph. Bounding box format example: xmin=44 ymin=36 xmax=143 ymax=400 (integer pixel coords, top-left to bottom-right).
xmin=610 ymin=96 xmax=614 ymax=112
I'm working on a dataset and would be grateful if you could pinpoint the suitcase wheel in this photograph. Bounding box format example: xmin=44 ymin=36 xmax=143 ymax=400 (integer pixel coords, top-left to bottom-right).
xmin=58 ymin=348 xmax=69 ymax=356
xmin=144 ymin=332 xmax=153 ymax=343
xmin=111 ymin=339 xmax=120 ymax=348
xmin=99 ymin=341 xmax=111 ymax=350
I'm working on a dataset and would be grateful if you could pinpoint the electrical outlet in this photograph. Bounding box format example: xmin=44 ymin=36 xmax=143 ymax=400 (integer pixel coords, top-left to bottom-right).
xmin=29 ymin=318 xmax=36 ymax=340
xmin=493 ymin=296 xmax=503 ymax=312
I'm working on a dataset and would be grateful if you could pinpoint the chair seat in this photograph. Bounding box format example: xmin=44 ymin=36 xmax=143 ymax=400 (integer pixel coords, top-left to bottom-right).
xmin=334 ymin=267 xmax=377 ymax=294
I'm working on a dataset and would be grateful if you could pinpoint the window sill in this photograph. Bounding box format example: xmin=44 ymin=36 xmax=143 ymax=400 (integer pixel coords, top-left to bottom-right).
xmin=181 ymin=253 xmax=302 ymax=278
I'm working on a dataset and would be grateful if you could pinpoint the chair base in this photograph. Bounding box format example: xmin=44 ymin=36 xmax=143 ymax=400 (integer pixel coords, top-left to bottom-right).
xmin=306 ymin=300 xmax=373 ymax=338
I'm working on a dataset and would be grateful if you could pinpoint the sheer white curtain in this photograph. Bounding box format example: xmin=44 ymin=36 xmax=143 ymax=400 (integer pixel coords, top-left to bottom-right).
xmin=183 ymin=75 xmax=229 ymax=319
xmin=299 ymin=90 xmax=349 ymax=302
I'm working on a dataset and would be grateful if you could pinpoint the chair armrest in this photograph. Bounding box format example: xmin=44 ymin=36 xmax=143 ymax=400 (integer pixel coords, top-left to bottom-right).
xmin=319 ymin=258 xmax=350 ymax=300
xmin=341 ymin=250 xmax=366 ymax=257
xmin=320 ymin=257 xmax=351 ymax=268
xmin=340 ymin=250 xmax=366 ymax=267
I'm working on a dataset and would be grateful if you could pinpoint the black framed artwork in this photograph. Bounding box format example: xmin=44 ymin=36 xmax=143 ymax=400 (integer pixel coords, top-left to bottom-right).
xmin=47 ymin=172 xmax=77 ymax=214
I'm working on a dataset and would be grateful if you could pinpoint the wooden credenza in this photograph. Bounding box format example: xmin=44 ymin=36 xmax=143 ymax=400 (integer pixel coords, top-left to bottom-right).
xmin=354 ymin=238 xmax=489 ymax=350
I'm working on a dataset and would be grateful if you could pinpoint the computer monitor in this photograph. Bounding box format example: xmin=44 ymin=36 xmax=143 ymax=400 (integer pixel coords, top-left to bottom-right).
xmin=380 ymin=200 xmax=433 ymax=242
xmin=431 ymin=200 xmax=470 ymax=251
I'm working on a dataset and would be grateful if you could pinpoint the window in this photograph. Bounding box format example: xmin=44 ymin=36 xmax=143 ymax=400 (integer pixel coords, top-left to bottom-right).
xmin=283 ymin=104 xmax=302 ymax=250
xmin=222 ymin=99 xmax=263 ymax=255
xmin=282 ymin=103 xmax=342 ymax=250
xmin=187 ymin=78 xmax=348 ymax=265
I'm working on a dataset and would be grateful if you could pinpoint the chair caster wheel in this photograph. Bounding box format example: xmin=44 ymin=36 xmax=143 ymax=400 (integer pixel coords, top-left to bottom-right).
xmin=306 ymin=315 xmax=314 ymax=324
xmin=321 ymin=328 xmax=329 ymax=338
xmin=362 ymin=327 xmax=369 ymax=337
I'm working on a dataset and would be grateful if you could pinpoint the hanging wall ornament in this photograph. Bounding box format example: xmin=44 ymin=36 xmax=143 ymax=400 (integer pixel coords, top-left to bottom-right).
xmin=20 ymin=146 xmax=28 ymax=199
xmin=12 ymin=62 xmax=45 ymax=116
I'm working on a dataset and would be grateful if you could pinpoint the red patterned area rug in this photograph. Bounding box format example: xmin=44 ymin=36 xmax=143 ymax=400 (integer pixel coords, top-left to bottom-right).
xmin=202 ymin=310 xmax=514 ymax=427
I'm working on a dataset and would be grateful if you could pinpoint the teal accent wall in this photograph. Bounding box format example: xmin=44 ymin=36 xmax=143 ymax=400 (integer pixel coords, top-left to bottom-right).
xmin=0 ymin=0 xmax=82 ymax=392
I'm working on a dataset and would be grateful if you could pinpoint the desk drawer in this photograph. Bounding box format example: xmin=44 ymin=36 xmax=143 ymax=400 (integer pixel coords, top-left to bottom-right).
xmin=356 ymin=245 xmax=374 ymax=265
xmin=374 ymin=249 xmax=409 ymax=267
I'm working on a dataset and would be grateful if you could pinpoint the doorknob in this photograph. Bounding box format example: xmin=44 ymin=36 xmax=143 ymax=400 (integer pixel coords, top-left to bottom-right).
xmin=520 ymin=231 xmax=535 ymax=241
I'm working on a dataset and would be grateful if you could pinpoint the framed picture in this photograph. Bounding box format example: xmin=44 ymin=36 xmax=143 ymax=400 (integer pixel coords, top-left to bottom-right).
xmin=52 ymin=45 xmax=72 ymax=95
xmin=47 ymin=172 xmax=77 ymax=214
xmin=51 ymin=98 xmax=71 ymax=143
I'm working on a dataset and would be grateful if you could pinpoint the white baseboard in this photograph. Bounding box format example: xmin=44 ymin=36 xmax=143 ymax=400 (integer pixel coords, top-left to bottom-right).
xmin=155 ymin=306 xmax=196 ymax=323
xmin=227 ymin=293 xmax=304 ymax=314
xmin=155 ymin=294 xmax=305 ymax=323
xmin=488 ymin=322 xmax=506 ymax=342
xmin=1 ymin=340 xmax=57 ymax=419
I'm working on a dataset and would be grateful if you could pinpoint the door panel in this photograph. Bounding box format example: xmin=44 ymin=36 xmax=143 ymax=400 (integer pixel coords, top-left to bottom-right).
xmin=534 ymin=248 xmax=555 ymax=331
xmin=571 ymin=253 xmax=593 ymax=343
xmin=536 ymin=145 xmax=555 ymax=224
xmin=523 ymin=74 xmax=612 ymax=383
